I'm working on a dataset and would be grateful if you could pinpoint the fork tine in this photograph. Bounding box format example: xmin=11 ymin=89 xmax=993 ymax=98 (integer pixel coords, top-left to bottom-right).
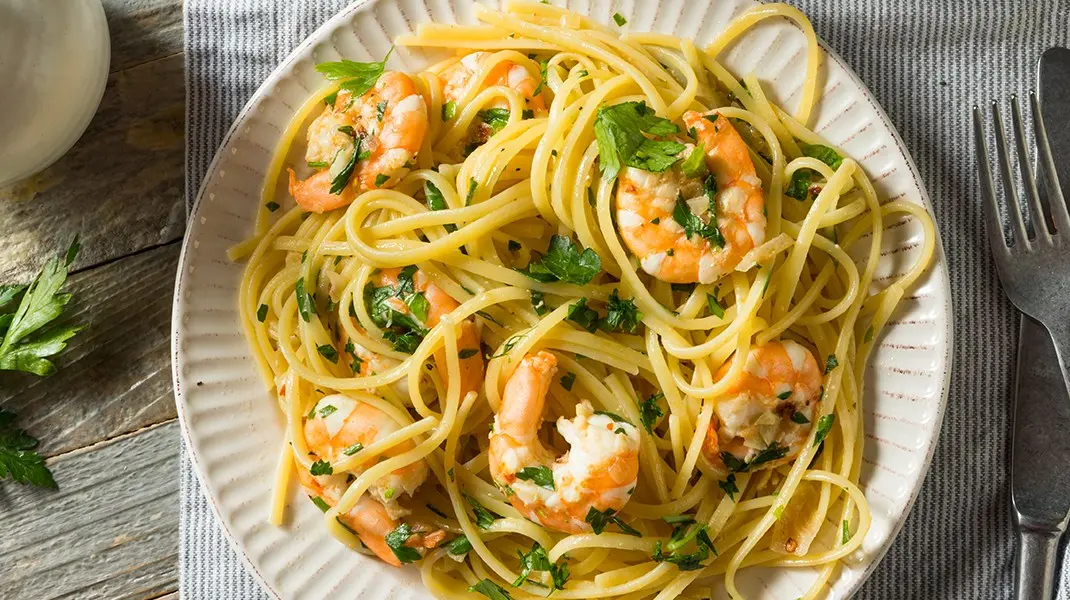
xmin=1011 ymin=95 xmax=1050 ymax=241
xmin=1031 ymin=91 xmax=1070 ymax=236
xmin=993 ymin=99 xmax=1029 ymax=247
xmin=974 ymin=105 xmax=1010 ymax=257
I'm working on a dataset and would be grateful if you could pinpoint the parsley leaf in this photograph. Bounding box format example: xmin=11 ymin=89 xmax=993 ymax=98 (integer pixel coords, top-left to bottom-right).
xmin=295 ymin=277 xmax=316 ymax=322
xmin=671 ymin=189 xmax=724 ymax=247
xmin=0 ymin=410 xmax=56 ymax=488
xmin=600 ymin=289 xmax=642 ymax=333
xmin=374 ymin=173 xmax=390 ymax=187
xmin=791 ymin=411 xmax=810 ymax=424
xmin=530 ymin=291 xmax=549 ymax=315
xmin=814 ymin=414 xmax=836 ymax=447
xmin=315 ymin=48 xmax=393 ymax=97
xmin=424 ymin=181 xmax=457 ymax=232
xmin=593 ymin=101 xmax=681 ymax=180
xmin=469 ymin=579 xmax=512 ymax=600
xmin=317 ymin=344 xmax=339 ymax=363
xmin=785 ymin=168 xmax=814 ymax=200
xmin=679 ymin=143 xmax=708 ymax=178
xmin=464 ymin=493 xmax=497 ymax=529
xmin=257 ymin=304 xmax=269 ymax=322
xmin=825 ymin=354 xmax=839 ymax=374
xmin=330 ymin=130 xmax=360 ymax=195
xmin=706 ymin=293 xmax=725 ymax=318
xmin=585 ymin=507 xmax=641 ymax=536
xmin=478 ymin=108 xmax=512 ymax=134
xmin=459 ymin=348 xmax=480 ymax=359
xmin=310 ymin=459 xmax=333 ymax=476
xmin=343 ymin=443 xmax=363 ymax=456
xmin=612 ymin=12 xmax=627 ymax=26
xmin=800 ymin=143 xmax=844 ymax=170
xmin=385 ymin=523 xmax=423 ymax=563
xmin=519 ymin=235 xmax=602 ymax=284
xmin=718 ymin=474 xmax=739 ymax=500
xmin=310 ymin=496 xmax=331 ymax=512
xmin=516 ymin=466 xmax=555 ymax=490
xmin=513 ymin=542 xmax=552 ymax=586
xmin=446 ymin=534 xmax=472 ymax=556
xmin=559 ymin=371 xmax=576 ymax=391
xmin=639 ymin=391 xmax=664 ymax=433
xmin=566 ymin=298 xmax=600 ymax=332
xmin=0 ymin=238 xmax=82 ymax=378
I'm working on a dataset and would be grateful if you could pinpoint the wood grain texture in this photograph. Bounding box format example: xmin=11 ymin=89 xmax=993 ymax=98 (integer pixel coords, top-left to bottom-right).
xmin=0 ymin=243 xmax=180 ymax=457
xmin=0 ymin=53 xmax=186 ymax=283
xmin=0 ymin=420 xmax=179 ymax=600
xmin=104 ymin=0 xmax=185 ymax=72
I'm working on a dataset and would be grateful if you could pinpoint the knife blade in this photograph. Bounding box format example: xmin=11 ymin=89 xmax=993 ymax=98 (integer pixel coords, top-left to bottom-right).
xmin=1010 ymin=46 xmax=1070 ymax=600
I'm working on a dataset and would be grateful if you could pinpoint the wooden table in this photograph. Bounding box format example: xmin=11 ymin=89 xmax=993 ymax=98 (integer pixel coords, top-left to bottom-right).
xmin=0 ymin=2 xmax=185 ymax=598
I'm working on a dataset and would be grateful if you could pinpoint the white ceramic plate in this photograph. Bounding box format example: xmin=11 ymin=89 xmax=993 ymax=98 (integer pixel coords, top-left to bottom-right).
xmin=173 ymin=1 xmax=953 ymax=598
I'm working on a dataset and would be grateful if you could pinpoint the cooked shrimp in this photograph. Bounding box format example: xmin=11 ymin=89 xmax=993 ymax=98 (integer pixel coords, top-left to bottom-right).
xmin=296 ymin=464 xmax=445 ymax=567
xmin=489 ymin=351 xmax=641 ymax=533
xmin=305 ymin=394 xmax=429 ymax=516
xmin=701 ymin=340 xmax=823 ymax=476
xmin=376 ymin=267 xmax=484 ymax=400
xmin=440 ymin=51 xmax=548 ymax=114
xmin=289 ymin=71 xmax=429 ymax=212
xmin=615 ymin=113 xmax=765 ymax=284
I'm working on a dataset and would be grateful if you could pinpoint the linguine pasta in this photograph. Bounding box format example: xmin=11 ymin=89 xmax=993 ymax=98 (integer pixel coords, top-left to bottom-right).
xmin=231 ymin=2 xmax=936 ymax=599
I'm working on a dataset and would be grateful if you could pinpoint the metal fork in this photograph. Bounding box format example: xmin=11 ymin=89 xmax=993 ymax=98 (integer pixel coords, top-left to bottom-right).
xmin=974 ymin=92 xmax=1070 ymax=599
xmin=974 ymin=93 xmax=1070 ymax=396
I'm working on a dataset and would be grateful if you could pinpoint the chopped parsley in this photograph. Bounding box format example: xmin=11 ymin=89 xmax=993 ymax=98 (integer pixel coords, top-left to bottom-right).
xmin=295 ymin=277 xmax=316 ymax=322
xmin=374 ymin=173 xmax=390 ymax=187
xmin=800 ymin=143 xmax=844 ymax=170
xmin=446 ymin=534 xmax=472 ymax=556
xmin=466 ymin=179 xmax=478 ymax=205
xmin=719 ymin=474 xmax=739 ymax=500
xmin=519 ymin=234 xmax=602 ymax=285
xmin=318 ymin=404 xmax=337 ymax=418
xmin=842 ymin=520 xmax=851 ymax=544
xmin=516 ymin=465 xmax=555 ymax=490
xmin=600 ymin=289 xmax=642 ymax=333
xmin=612 ymin=12 xmax=627 ymax=26
xmin=566 ymin=298 xmax=600 ymax=332
xmin=530 ymin=290 xmax=549 ymax=315
xmin=672 ymin=184 xmax=724 ymax=247
xmin=507 ymin=240 xmax=522 ymax=252
xmin=585 ymin=507 xmax=641 ymax=536
xmin=706 ymin=293 xmax=725 ymax=318
xmin=317 ymin=344 xmax=339 ymax=363
xmin=464 ymin=493 xmax=497 ymax=529
xmin=330 ymin=128 xmax=360 ymax=195
xmin=825 ymin=354 xmax=839 ymax=374
xmin=593 ymin=410 xmax=633 ymax=426
xmin=785 ymin=168 xmax=814 ymax=200
xmin=469 ymin=579 xmax=512 ymax=600
xmin=424 ymin=181 xmax=457 ymax=232
xmin=365 ymin=272 xmax=430 ymax=353
xmin=265 ymin=201 xmax=281 ymax=212
xmin=593 ymin=101 xmax=681 ymax=180
xmin=342 ymin=443 xmax=363 ymax=456
xmin=458 ymin=348 xmax=480 ymax=359
xmin=310 ymin=496 xmax=331 ymax=512
xmin=559 ymin=371 xmax=577 ymax=391
xmin=720 ymin=442 xmax=788 ymax=473
xmin=639 ymin=391 xmax=664 ymax=433
xmin=813 ymin=414 xmax=836 ymax=447
xmin=384 ymin=523 xmax=423 ymax=563
xmin=864 ymin=324 xmax=875 ymax=343
xmin=679 ymin=143 xmax=708 ymax=178
xmin=310 ymin=459 xmax=333 ymax=476
xmin=478 ymin=108 xmax=512 ymax=134
xmin=791 ymin=411 xmax=810 ymax=424
xmin=257 ymin=304 xmax=268 ymax=322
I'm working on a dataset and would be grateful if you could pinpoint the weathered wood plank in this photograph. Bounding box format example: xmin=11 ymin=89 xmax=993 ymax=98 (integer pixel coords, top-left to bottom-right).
xmin=104 ymin=0 xmax=185 ymax=73
xmin=0 ymin=53 xmax=186 ymax=283
xmin=0 ymin=420 xmax=179 ymax=600
xmin=0 ymin=243 xmax=180 ymax=457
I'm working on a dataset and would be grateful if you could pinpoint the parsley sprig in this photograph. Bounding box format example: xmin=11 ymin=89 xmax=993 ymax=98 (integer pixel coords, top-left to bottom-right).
xmin=519 ymin=235 xmax=602 ymax=285
xmin=593 ymin=101 xmax=683 ymax=180
xmin=315 ymin=48 xmax=393 ymax=97
xmin=0 ymin=238 xmax=83 ymax=488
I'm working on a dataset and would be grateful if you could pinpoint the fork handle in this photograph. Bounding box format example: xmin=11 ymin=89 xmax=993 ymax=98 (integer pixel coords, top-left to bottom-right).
xmin=1049 ymin=320 xmax=1070 ymax=401
xmin=1016 ymin=526 xmax=1062 ymax=600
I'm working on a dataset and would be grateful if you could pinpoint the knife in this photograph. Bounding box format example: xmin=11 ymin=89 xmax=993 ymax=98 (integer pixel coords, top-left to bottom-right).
xmin=1011 ymin=46 xmax=1070 ymax=600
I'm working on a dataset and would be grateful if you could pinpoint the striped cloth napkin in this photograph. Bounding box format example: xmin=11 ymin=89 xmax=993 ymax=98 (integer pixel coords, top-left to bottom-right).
xmin=181 ymin=1 xmax=1070 ymax=597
